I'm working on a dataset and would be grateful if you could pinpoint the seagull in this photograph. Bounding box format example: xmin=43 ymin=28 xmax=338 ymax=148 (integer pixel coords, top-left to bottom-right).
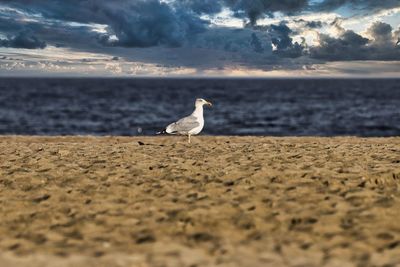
xmin=157 ymin=98 xmax=212 ymax=143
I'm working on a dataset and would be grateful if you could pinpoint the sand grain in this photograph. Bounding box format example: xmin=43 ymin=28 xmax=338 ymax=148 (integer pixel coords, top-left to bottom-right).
xmin=0 ymin=136 xmax=399 ymax=266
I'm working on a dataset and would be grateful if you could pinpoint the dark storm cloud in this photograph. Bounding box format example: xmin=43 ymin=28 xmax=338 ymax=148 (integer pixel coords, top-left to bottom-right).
xmin=309 ymin=30 xmax=369 ymax=60
xmin=0 ymin=0 xmax=399 ymax=71
xmin=395 ymin=27 xmax=400 ymax=45
xmin=175 ymin=0 xmax=223 ymax=15
xmin=189 ymin=27 xmax=272 ymax=55
xmin=0 ymin=11 xmax=106 ymax=50
xmin=314 ymin=0 xmax=400 ymax=13
xmin=274 ymin=41 xmax=305 ymax=58
xmin=367 ymin=21 xmax=393 ymax=45
xmin=0 ymin=0 xmax=207 ymax=48
xmin=310 ymin=22 xmax=400 ymax=61
xmin=0 ymin=31 xmax=46 ymax=49
xmin=224 ymin=0 xmax=309 ymax=25
xmin=250 ymin=33 xmax=264 ymax=53
xmin=196 ymin=0 xmax=399 ymax=25
xmin=369 ymin=21 xmax=393 ymax=36
xmin=101 ymin=0 xmax=206 ymax=47
xmin=364 ymin=22 xmax=400 ymax=60
xmin=305 ymin=21 xmax=323 ymax=29
xmin=267 ymin=23 xmax=294 ymax=50
xmin=294 ymin=19 xmax=323 ymax=29
xmin=256 ymin=22 xmax=305 ymax=58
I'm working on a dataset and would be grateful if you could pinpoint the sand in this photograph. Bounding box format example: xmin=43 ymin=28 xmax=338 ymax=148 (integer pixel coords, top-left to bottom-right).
xmin=0 ymin=136 xmax=399 ymax=267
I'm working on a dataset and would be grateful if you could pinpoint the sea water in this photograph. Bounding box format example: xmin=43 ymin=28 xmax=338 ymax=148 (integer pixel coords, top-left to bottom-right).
xmin=0 ymin=78 xmax=399 ymax=136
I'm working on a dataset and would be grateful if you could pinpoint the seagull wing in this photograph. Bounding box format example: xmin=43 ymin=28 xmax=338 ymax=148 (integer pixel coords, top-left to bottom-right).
xmin=166 ymin=115 xmax=200 ymax=134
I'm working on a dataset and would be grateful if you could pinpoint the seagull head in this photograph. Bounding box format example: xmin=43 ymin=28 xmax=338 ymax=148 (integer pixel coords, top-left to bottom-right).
xmin=195 ymin=98 xmax=212 ymax=107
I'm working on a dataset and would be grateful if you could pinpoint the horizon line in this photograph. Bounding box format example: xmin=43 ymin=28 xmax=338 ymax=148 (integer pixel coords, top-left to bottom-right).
xmin=1 ymin=75 xmax=400 ymax=79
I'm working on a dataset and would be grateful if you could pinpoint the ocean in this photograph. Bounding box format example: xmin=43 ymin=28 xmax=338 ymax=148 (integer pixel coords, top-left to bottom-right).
xmin=0 ymin=78 xmax=399 ymax=136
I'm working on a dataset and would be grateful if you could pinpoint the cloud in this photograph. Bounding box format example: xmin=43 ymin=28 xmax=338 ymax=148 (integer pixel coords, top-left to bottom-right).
xmin=310 ymin=30 xmax=369 ymax=60
xmin=190 ymin=27 xmax=272 ymax=55
xmin=0 ymin=6 xmax=107 ymax=50
xmin=266 ymin=23 xmax=295 ymax=49
xmin=254 ymin=22 xmax=306 ymax=58
xmin=2 ymin=0 xmax=207 ymax=48
xmin=175 ymin=0 xmax=223 ymax=15
xmin=294 ymin=19 xmax=323 ymax=29
xmin=185 ymin=21 xmax=305 ymax=60
xmin=250 ymin=33 xmax=264 ymax=53
xmin=0 ymin=31 xmax=46 ymax=49
xmin=224 ymin=0 xmax=309 ymax=25
xmin=0 ymin=0 xmax=399 ymax=76
xmin=367 ymin=21 xmax=393 ymax=46
xmin=1 ymin=0 xmax=397 ymax=54
xmin=222 ymin=0 xmax=399 ymax=25
xmin=310 ymin=21 xmax=400 ymax=61
xmin=314 ymin=0 xmax=400 ymax=14
xmin=395 ymin=27 xmax=400 ymax=45
xmin=102 ymin=0 xmax=207 ymax=47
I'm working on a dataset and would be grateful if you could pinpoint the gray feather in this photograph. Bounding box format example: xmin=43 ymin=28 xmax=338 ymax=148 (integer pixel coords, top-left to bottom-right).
xmin=167 ymin=115 xmax=200 ymax=133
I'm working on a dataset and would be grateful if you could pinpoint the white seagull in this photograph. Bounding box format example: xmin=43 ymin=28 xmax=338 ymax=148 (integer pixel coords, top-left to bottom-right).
xmin=158 ymin=98 xmax=212 ymax=143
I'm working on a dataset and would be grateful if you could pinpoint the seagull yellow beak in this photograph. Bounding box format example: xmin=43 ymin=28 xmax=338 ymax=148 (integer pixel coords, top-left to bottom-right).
xmin=206 ymin=101 xmax=213 ymax=106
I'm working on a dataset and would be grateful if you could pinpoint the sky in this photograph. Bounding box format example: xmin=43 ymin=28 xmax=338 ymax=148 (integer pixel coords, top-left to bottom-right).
xmin=0 ymin=0 xmax=399 ymax=77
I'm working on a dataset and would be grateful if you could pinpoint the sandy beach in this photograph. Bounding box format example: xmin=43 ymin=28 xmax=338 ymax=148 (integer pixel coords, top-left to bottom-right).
xmin=0 ymin=136 xmax=399 ymax=267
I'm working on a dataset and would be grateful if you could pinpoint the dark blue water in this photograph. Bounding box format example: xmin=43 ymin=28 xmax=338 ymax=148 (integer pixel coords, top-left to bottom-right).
xmin=0 ymin=78 xmax=399 ymax=136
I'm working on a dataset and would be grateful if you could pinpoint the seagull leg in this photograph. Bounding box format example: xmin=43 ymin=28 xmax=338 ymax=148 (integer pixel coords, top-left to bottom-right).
xmin=188 ymin=134 xmax=191 ymax=143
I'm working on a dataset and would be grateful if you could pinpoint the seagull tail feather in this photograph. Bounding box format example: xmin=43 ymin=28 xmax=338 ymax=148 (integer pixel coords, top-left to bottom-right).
xmin=156 ymin=128 xmax=167 ymax=135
